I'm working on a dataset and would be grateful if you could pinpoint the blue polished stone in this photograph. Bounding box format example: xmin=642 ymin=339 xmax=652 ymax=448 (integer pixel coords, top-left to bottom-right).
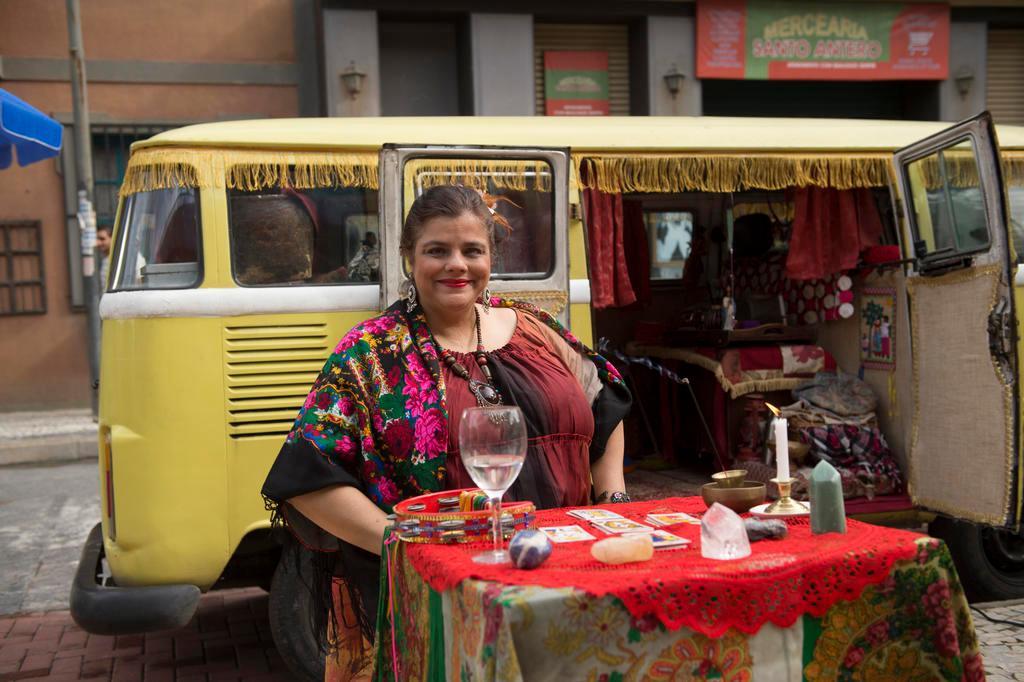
xmin=508 ymin=529 xmax=553 ymax=569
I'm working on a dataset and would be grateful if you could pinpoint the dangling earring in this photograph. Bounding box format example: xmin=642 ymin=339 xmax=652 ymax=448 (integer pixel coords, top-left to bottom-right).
xmin=404 ymin=279 xmax=418 ymax=313
xmin=481 ymin=287 xmax=492 ymax=313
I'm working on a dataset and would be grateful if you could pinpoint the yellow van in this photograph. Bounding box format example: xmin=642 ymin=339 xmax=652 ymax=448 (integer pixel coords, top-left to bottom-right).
xmin=70 ymin=114 xmax=1024 ymax=680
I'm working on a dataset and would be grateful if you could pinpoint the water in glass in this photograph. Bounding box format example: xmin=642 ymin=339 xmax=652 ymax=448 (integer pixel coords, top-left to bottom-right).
xmin=459 ymin=406 xmax=527 ymax=565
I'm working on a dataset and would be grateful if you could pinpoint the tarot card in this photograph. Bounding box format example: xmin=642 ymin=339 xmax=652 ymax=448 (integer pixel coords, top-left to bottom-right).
xmin=646 ymin=512 xmax=701 ymax=527
xmin=539 ymin=525 xmax=596 ymax=543
xmin=626 ymin=529 xmax=691 ymax=549
xmin=591 ymin=518 xmax=654 ymax=534
xmin=566 ymin=508 xmax=625 ymax=521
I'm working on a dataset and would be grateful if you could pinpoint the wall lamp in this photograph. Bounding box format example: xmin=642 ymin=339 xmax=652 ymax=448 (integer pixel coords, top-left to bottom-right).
xmin=954 ymin=67 xmax=974 ymax=98
xmin=340 ymin=61 xmax=367 ymax=99
xmin=663 ymin=65 xmax=686 ymax=98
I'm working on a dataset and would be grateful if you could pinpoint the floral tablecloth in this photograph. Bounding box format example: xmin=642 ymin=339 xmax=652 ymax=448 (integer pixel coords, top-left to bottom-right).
xmin=373 ymin=499 xmax=984 ymax=681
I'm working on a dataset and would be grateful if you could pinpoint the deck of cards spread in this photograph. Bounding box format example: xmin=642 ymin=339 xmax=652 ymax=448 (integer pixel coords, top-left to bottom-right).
xmin=539 ymin=525 xmax=596 ymax=543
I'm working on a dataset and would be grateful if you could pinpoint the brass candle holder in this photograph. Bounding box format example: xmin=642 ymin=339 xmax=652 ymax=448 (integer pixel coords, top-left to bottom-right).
xmin=765 ymin=477 xmax=809 ymax=515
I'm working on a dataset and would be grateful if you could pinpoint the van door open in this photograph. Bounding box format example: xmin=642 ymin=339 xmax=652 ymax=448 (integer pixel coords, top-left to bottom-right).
xmin=378 ymin=145 xmax=571 ymax=325
xmin=894 ymin=112 xmax=1021 ymax=528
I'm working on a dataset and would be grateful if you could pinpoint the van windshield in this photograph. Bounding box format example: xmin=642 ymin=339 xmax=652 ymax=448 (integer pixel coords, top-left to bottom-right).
xmin=111 ymin=187 xmax=201 ymax=291
xmin=228 ymin=186 xmax=379 ymax=286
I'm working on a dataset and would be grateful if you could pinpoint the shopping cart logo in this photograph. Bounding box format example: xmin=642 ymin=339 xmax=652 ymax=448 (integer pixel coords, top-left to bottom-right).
xmin=908 ymin=31 xmax=934 ymax=56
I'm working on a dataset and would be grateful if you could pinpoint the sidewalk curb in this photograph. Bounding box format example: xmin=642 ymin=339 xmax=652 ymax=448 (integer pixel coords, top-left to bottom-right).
xmin=0 ymin=434 xmax=98 ymax=467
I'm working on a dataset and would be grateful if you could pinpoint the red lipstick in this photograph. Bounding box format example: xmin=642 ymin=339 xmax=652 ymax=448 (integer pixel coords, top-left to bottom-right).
xmin=438 ymin=279 xmax=470 ymax=288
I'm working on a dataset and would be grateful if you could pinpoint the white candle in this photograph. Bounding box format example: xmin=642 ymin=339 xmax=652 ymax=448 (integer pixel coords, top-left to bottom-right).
xmin=774 ymin=417 xmax=790 ymax=481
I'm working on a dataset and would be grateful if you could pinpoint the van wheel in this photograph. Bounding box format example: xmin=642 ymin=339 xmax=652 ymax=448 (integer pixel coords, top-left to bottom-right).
xmin=929 ymin=516 xmax=1024 ymax=601
xmin=267 ymin=545 xmax=326 ymax=682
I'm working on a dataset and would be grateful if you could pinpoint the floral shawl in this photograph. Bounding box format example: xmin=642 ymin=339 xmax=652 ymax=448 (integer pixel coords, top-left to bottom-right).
xmin=263 ymin=296 xmax=627 ymax=516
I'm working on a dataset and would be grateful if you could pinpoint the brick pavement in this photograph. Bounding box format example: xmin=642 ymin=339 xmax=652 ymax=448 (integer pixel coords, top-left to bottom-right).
xmin=972 ymin=599 xmax=1024 ymax=682
xmin=0 ymin=588 xmax=291 ymax=682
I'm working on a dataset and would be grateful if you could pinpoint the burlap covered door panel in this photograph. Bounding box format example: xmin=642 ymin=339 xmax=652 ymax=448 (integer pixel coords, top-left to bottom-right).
xmin=907 ymin=266 xmax=1016 ymax=525
xmin=895 ymin=112 xmax=1021 ymax=527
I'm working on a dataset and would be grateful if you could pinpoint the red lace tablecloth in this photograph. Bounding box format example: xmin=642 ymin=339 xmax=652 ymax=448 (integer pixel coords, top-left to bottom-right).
xmin=406 ymin=496 xmax=921 ymax=638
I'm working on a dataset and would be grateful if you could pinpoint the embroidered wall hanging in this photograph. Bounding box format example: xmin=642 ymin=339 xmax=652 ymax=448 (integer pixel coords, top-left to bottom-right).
xmin=860 ymin=287 xmax=896 ymax=370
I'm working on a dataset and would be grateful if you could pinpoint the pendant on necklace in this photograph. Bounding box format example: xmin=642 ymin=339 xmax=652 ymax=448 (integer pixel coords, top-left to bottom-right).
xmin=469 ymin=379 xmax=501 ymax=407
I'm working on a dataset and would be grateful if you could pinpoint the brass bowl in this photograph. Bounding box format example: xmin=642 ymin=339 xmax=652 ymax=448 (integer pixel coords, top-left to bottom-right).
xmin=770 ymin=440 xmax=811 ymax=466
xmin=701 ymin=481 xmax=767 ymax=514
xmin=711 ymin=469 xmax=748 ymax=488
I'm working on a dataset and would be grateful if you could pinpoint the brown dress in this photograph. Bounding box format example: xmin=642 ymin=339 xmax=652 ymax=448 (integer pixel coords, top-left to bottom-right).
xmin=442 ymin=310 xmax=597 ymax=509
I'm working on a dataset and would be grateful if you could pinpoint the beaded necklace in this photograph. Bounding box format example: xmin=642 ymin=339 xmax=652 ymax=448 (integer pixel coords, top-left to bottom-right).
xmin=438 ymin=307 xmax=502 ymax=408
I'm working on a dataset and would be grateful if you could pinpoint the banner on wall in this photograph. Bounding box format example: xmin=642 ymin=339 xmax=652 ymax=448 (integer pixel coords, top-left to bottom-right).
xmin=697 ymin=1 xmax=949 ymax=81
xmin=544 ymin=51 xmax=610 ymax=116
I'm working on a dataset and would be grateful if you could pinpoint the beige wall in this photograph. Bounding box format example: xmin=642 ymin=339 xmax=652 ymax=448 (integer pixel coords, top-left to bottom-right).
xmin=0 ymin=0 xmax=299 ymax=411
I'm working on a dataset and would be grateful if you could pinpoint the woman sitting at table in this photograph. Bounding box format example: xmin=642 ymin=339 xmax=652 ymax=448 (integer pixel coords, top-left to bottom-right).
xmin=261 ymin=184 xmax=632 ymax=667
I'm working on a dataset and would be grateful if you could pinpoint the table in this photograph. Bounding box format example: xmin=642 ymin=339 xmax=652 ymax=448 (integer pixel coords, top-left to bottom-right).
xmin=373 ymin=497 xmax=984 ymax=682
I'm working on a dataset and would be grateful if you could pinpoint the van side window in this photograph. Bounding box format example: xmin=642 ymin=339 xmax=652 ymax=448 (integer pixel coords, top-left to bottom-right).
xmin=111 ymin=187 xmax=201 ymax=291
xmin=904 ymin=139 xmax=990 ymax=262
xmin=228 ymin=187 xmax=379 ymax=286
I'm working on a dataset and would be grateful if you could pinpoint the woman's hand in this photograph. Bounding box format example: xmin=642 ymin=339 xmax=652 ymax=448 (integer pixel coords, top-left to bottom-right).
xmin=288 ymin=485 xmax=390 ymax=555
xmin=591 ymin=422 xmax=627 ymax=503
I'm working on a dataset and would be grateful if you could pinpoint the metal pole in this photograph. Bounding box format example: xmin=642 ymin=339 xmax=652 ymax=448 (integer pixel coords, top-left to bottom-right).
xmin=66 ymin=0 xmax=100 ymax=417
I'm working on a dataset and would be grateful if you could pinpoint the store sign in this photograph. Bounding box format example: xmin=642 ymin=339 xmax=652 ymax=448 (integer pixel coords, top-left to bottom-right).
xmin=544 ymin=51 xmax=609 ymax=116
xmin=697 ymin=1 xmax=949 ymax=80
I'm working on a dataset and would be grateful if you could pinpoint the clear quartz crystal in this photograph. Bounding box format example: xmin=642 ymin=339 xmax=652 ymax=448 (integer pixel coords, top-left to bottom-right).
xmin=700 ymin=502 xmax=752 ymax=560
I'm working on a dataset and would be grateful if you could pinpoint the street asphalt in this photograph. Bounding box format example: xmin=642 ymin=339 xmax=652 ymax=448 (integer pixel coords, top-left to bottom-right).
xmin=0 ymin=461 xmax=99 ymax=616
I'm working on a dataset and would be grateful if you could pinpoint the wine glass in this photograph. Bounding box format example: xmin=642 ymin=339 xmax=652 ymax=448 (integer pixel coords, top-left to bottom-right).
xmin=459 ymin=406 xmax=527 ymax=565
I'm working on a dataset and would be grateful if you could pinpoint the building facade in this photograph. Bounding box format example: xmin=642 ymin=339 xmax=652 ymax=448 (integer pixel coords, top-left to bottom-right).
xmin=0 ymin=0 xmax=317 ymax=409
xmin=1 ymin=0 xmax=1023 ymax=410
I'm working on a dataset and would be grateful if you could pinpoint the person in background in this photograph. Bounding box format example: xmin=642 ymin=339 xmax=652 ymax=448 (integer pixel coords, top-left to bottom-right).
xmin=95 ymin=225 xmax=112 ymax=291
xmin=261 ymin=185 xmax=631 ymax=676
xmin=345 ymin=231 xmax=379 ymax=282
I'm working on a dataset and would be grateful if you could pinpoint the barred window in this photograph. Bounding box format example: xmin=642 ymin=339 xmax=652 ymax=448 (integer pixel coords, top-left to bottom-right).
xmin=0 ymin=221 xmax=46 ymax=315
xmin=92 ymin=125 xmax=166 ymax=230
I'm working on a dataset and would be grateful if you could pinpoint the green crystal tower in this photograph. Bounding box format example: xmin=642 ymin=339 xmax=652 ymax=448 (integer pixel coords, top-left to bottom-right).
xmin=810 ymin=460 xmax=847 ymax=535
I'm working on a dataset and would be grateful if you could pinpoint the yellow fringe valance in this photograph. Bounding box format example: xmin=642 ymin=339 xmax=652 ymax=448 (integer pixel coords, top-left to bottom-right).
xmin=575 ymin=154 xmax=894 ymax=194
xmin=911 ymin=149 xmax=1024 ymax=190
xmin=405 ymin=158 xmax=553 ymax=192
xmin=116 ymin=146 xmax=1024 ymax=198
xmin=1003 ymin=151 xmax=1024 ymax=187
xmin=120 ymin=147 xmax=379 ymax=197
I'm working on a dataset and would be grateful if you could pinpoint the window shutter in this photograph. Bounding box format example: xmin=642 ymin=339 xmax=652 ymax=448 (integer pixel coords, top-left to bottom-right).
xmin=534 ymin=23 xmax=630 ymax=116
xmin=987 ymin=29 xmax=1024 ymax=126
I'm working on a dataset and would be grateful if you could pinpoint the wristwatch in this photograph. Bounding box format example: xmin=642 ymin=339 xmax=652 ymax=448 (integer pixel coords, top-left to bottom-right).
xmin=596 ymin=490 xmax=632 ymax=504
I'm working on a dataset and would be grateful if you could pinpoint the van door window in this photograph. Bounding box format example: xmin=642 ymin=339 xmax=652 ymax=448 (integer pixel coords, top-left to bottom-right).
xmin=111 ymin=187 xmax=201 ymax=291
xmin=405 ymin=159 xmax=555 ymax=280
xmin=379 ymin=147 xmax=570 ymax=322
xmin=904 ymin=138 xmax=990 ymax=265
xmin=227 ymin=186 xmax=379 ymax=287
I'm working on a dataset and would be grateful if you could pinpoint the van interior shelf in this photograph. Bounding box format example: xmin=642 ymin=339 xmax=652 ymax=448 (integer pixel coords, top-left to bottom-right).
xmin=666 ymin=324 xmax=817 ymax=347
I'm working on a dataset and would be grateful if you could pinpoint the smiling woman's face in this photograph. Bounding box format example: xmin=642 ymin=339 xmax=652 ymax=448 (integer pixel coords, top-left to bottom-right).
xmin=409 ymin=211 xmax=491 ymax=316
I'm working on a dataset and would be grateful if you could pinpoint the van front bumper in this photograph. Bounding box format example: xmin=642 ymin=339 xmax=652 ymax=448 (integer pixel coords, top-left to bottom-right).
xmin=70 ymin=523 xmax=202 ymax=635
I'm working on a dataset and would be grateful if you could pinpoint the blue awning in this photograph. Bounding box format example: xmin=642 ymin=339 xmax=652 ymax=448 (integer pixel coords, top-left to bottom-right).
xmin=1 ymin=88 xmax=63 ymax=169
